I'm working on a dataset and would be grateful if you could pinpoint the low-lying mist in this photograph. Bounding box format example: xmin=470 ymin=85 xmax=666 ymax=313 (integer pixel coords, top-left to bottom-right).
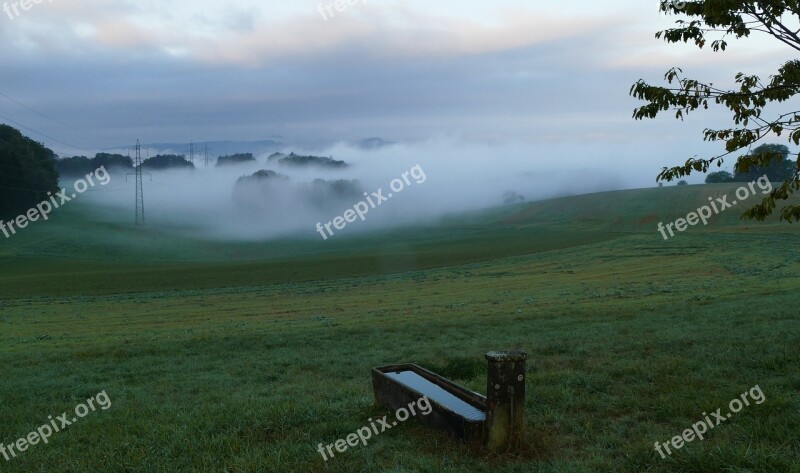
xmin=74 ymin=138 xmax=663 ymax=241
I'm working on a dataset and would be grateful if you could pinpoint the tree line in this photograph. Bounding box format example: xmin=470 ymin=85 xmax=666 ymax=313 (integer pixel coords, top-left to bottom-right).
xmin=0 ymin=124 xmax=59 ymax=219
xmin=704 ymin=144 xmax=796 ymax=184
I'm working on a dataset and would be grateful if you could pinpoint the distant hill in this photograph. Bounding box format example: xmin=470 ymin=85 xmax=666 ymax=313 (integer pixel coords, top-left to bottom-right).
xmin=495 ymin=183 xmax=799 ymax=231
xmin=354 ymin=138 xmax=395 ymax=150
xmin=107 ymin=138 xmax=402 ymax=157
xmin=111 ymin=140 xmax=283 ymax=157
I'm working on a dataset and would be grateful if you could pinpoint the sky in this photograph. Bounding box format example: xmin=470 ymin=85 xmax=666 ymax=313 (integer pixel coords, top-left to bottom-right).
xmin=0 ymin=0 xmax=794 ymax=181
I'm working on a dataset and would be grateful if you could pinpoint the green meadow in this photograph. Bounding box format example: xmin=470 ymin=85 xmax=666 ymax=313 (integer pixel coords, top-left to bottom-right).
xmin=0 ymin=183 xmax=798 ymax=472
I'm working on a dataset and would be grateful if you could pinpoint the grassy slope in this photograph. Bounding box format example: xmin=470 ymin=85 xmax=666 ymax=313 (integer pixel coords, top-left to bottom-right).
xmin=0 ymin=183 xmax=792 ymax=298
xmin=0 ymin=184 xmax=798 ymax=472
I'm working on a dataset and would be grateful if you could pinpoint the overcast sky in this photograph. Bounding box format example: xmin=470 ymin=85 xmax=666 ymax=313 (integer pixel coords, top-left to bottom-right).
xmin=0 ymin=0 xmax=792 ymax=169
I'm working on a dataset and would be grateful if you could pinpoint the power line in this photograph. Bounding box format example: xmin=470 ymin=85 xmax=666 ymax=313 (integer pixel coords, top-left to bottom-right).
xmin=0 ymin=102 xmax=162 ymax=226
xmin=0 ymin=92 xmax=90 ymax=136
xmin=0 ymin=113 xmax=93 ymax=154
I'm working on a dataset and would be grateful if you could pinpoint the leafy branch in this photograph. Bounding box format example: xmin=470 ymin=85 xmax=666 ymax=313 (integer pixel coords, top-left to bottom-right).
xmin=632 ymin=0 xmax=800 ymax=221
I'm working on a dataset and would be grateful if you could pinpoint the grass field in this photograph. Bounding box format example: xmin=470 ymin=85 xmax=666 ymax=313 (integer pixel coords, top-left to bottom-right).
xmin=0 ymin=183 xmax=798 ymax=472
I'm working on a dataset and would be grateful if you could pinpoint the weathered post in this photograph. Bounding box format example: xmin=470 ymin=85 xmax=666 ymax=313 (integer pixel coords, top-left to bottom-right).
xmin=484 ymin=350 xmax=528 ymax=451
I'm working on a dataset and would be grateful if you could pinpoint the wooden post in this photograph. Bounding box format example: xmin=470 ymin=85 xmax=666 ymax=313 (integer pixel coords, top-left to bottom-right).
xmin=484 ymin=350 xmax=528 ymax=451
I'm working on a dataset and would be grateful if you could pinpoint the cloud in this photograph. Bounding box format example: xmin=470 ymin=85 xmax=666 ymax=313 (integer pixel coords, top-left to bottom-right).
xmin=1 ymin=2 xmax=610 ymax=64
xmin=0 ymin=0 xmax=791 ymax=166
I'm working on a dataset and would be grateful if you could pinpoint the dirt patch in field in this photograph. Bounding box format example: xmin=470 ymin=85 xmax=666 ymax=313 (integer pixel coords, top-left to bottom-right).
xmin=639 ymin=214 xmax=660 ymax=225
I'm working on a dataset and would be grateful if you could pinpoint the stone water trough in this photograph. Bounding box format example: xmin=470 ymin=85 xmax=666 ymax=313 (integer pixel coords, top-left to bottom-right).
xmin=372 ymin=350 xmax=527 ymax=451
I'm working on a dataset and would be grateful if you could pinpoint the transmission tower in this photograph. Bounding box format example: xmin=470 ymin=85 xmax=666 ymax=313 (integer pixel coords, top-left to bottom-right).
xmin=204 ymin=144 xmax=210 ymax=167
xmin=126 ymin=140 xmax=150 ymax=226
xmin=189 ymin=141 xmax=195 ymax=174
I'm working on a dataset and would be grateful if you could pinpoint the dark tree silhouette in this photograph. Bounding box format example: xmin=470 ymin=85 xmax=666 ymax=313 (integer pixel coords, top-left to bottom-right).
xmin=0 ymin=124 xmax=59 ymax=219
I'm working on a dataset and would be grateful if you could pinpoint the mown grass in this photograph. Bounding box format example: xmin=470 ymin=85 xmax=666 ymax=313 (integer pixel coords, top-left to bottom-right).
xmin=0 ymin=185 xmax=798 ymax=472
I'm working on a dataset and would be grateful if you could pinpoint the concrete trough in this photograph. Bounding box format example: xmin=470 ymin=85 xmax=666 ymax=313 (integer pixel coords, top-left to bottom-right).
xmin=372 ymin=350 xmax=528 ymax=451
xmin=372 ymin=363 xmax=486 ymax=440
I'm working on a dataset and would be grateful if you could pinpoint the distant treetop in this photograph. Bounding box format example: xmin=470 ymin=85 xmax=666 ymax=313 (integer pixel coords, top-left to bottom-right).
xmin=279 ymin=153 xmax=348 ymax=169
xmin=216 ymin=153 xmax=256 ymax=167
xmin=142 ymin=154 xmax=194 ymax=170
